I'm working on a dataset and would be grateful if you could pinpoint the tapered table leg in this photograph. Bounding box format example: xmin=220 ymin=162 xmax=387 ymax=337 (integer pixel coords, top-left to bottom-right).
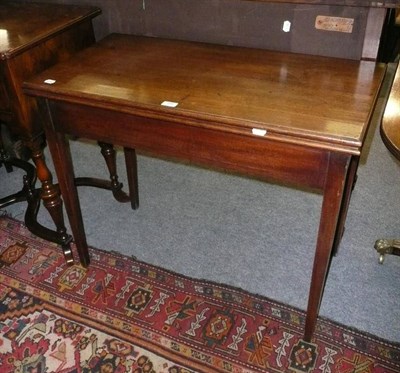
xmin=48 ymin=135 xmax=89 ymax=266
xmin=39 ymin=100 xmax=89 ymax=266
xmin=124 ymin=147 xmax=139 ymax=210
xmin=304 ymin=153 xmax=350 ymax=342
xmin=331 ymin=156 xmax=359 ymax=256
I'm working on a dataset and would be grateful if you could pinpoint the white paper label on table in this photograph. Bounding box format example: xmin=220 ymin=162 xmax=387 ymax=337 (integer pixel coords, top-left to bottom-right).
xmin=161 ymin=101 xmax=179 ymax=108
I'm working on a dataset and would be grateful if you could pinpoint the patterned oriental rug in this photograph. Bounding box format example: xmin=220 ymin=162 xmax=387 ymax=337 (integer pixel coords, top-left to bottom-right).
xmin=0 ymin=216 xmax=399 ymax=373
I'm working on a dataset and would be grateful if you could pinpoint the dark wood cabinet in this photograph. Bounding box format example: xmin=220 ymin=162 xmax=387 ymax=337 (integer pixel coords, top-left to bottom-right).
xmin=0 ymin=1 xmax=101 ymax=256
xmin=0 ymin=2 xmax=100 ymax=143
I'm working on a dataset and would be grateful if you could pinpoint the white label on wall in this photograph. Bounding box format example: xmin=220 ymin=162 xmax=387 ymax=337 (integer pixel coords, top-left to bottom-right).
xmin=315 ymin=16 xmax=354 ymax=33
xmin=283 ymin=20 xmax=291 ymax=33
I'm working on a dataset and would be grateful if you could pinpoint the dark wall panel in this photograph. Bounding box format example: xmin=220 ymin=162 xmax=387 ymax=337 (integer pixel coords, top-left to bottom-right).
xmin=16 ymin=0 xmax=370 ymax=59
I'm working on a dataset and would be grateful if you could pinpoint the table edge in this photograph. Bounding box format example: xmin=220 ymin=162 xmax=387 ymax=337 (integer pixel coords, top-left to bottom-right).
xmin=0 ymin=7 xmax=101 ymax=60
xmin=23 ymin=83 xmax=367 ymax=156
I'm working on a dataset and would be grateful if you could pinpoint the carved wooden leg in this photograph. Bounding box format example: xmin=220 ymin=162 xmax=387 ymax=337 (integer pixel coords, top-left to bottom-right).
xmin=304 ymin=153 xmax=350 ymax=342
xmin=30 ymin=139 xmax=73 ymax=265
xmin=124 ymin=147 xmax=139 ymax=210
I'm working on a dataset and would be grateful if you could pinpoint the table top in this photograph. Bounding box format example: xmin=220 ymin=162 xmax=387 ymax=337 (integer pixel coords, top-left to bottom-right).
xmin=24 ymin=34 xmax=386 ymax=155
xmin=381 ymin=63 xmax=400 ymax=160
xmin=0 ymin=1 xmax=101 ymax=59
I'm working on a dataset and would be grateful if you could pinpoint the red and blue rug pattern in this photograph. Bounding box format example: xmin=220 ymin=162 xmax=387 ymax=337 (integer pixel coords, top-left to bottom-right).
xmin=0 ymin=216 xmax=399 ymax=372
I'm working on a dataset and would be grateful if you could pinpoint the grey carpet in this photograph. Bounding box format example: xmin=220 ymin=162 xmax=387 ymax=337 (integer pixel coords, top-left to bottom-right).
xmin=1 ymin=64 xmax=399 ymax=343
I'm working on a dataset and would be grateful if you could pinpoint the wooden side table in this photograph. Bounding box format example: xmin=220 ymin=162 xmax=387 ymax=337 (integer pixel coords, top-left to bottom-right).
xmin=0 ymin=2 xmax=101 ymax=262
xmin=24 ymin=34 xmax=386 ymax=341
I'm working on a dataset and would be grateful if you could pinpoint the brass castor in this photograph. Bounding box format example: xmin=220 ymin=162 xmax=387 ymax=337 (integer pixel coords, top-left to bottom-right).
xmin=374 ymin=239 xmax=400 ymax=264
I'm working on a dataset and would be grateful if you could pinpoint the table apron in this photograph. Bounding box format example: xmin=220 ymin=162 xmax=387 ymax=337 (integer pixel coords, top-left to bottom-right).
xmin=46 ymin=100 xmax=334 ymax=191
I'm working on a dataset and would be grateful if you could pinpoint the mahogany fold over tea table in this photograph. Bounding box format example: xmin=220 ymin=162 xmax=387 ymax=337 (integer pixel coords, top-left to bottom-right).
xmin=23 ymin=34 xmax=386 ymax=341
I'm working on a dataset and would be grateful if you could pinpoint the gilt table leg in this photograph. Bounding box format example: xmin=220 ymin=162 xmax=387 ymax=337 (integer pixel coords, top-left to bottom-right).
xmin=304 ymin=152 xmax=350 ymax=342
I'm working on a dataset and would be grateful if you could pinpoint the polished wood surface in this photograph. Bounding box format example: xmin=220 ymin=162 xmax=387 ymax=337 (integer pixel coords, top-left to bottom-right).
xmin=0 ymin=2 xmax=100 ymax=262
xmin=381 ymin=62 xmax=400 ymax=159
xmin=0 ymin=2 xmax=100 ymax=58
xmin=24 ymin=34 xmax=386 ymax=342
xmin=25 ymin=34 xmax=385 ymax=154
xmin=0 ymin=1 xmax=101 ymax=139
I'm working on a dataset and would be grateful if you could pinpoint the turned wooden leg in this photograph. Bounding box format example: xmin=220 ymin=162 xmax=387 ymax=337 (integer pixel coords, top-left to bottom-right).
xmin=29 ymin=138 xmax=73 ymax=264
xmin=0 ymin=125 xmax=71 ymax=248
xmin=97 ymin=141 xmax=131 ymax=202
xmin=96 ymin=142 xmax=139 ymax=209
xmin=304 ymin=153 xmax=350 ymax=342
xmin=98 ymin=141 xmax=121 ymax=192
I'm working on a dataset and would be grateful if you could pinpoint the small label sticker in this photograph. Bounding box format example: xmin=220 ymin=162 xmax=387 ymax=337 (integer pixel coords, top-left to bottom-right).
xmin=282 ymin=20 xmax=291 ymax=33
xmin=315 ymin=16 xmax=354 ymax=33
xmin=161 ymin=101 xmax=179 ymax=108
xmin=252 ymin=128 xmax=267 ymax=136
xmin=44 ymin=79 xmax=56 ymax=84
